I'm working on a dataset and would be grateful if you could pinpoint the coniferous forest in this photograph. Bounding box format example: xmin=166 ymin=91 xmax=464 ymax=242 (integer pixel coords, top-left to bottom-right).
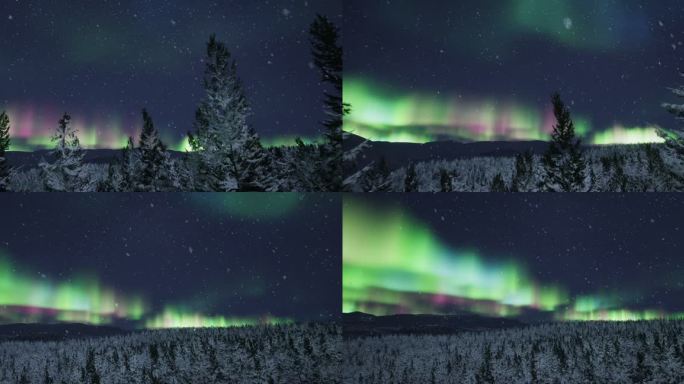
xmin=0 ymin=323 xmax=341 ymax=384
xmin=4 ymin=1 xmax=684 ymax=383
xmin=0 ymin=15 xmax=342 ymax=192
xmin=0 ymin=194 xmax=342 ymax=383
xmin=343 ymin=321 xmax=684 ymax=384
xmin=342 ymin=0 xmax=684 ymax=193
xmin=344 ymin=91 xmax=684 ymax=192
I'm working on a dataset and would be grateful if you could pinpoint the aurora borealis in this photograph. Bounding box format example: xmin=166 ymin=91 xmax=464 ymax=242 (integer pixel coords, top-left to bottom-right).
xmin=344 ymin=0 xmax=684 ymax=145
xmin=0 ymin=1 xmax=340 ymax=150
xmin=144 ymin=306 xmax=292 ymax=329
xmin=343 ymin=77 xmax=663 ymax=145
xmin=0 ymin=193 xmax=340 ymax=328
xmin=2 ymin=103 xmax=318 ymax=151
xmin=344 ymin=195 xmax=684 ymax=322
xmin=0 ymin=255 xmax=145 ymax=325
xmin=343 ymin=201 xmax=567 ymax=317
xmin=2 ymin=104 xmax=189 ymax=152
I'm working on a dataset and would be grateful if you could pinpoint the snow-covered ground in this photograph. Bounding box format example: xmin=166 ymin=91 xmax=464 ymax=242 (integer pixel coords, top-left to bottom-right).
xmin=343 ymin=320 xmax=684 ymax=384
xmin=0 ymin=322 xmax=341 ymax=384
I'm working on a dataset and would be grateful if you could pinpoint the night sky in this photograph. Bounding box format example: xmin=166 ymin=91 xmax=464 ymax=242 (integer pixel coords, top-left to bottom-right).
xmin=0 ymin=1 xmax=341 ymax=151
xmin=0 ymin=193 xmax=341 ymax=328
xmin=344 ymin=0 xmax=684 ymax=145
xmin=344 ymin=194 xmax=684 ymax=321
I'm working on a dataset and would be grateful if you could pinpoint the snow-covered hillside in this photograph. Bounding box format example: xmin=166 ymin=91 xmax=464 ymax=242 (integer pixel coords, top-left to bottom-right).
xmin=347 ymin=144 xmax=684 ymax=192
xmin=343 ymin=320 xmax=684 ymax=384
xmin=0 ymin=322 xmax=341 ymax=384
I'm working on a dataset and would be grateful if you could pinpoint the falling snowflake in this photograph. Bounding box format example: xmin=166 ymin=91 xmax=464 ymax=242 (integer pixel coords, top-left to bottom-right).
xmin=563 ymin=17 xmax=573 ymax=30
xmin=282 ymin=8 xmax=291 ymax=17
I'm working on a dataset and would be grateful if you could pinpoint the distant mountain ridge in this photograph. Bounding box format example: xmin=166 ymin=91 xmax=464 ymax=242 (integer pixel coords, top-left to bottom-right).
xmin=344 ymin=132 xmax=552 ymax=170
xmin=0 ymin=323 xmax=129 ymax=342
xmin=5 ymin=149 xmax=187 ymax=168
xmin=343 ymin=312 xmax=525 ymax=338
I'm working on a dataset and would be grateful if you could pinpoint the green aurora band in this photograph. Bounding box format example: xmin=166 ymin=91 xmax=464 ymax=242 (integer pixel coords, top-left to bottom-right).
xmin=0 ymin=254 xmax=295 ymax=328
xmin=0 ymin=255 xmax=145 ymax=325
xmin=8 ymin=133 xmax=317 ymax=153
xmin=343 ymin=77 xmax=664 ymax=145
xmin=343 ymin=198 xmax=677 ymax=321
xmin=343 ymin=199 xmax=568 ymax=317
xmin=145 ymin=306 xmax=292 ymax=329
xmin=2 ymin=104 xmax=319 ymax=152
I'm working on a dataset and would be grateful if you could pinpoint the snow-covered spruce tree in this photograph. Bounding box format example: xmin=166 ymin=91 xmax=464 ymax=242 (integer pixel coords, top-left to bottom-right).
xmin=541 ymin=93 xmax=587 ymax=192
xmin=97 ymin=164 xmax=120 ymax=192
xmin=510 ymin=150 xmax=535 ymax=192
xmin=169 ymin=152 xmax=196 ymax=191
xmin=190 ymin=34 xmax=271 ymax=191
xmin=39 ymin=113 xmax=89 ymax=192
xmin=659 ymin=73 xmax=684 ymax=185
xmin=280 ymin=138 xmax=323 ymax=191
xmin=0 ymin=111 xmax=10 ymax=191
xmin=359 ymin=158 xmax=391 ymax=192
xmin=136 ymin=109 xmax=172 ymax=191
xmin=601 ymin=154 xmax=629 ymax=192
xmin=310 ymin=14 xmax=344 ymax=191
xmin=643 ymin=143 xmax=682 ymax=190
xmin=120 ymin=136 xmax=138 ymax=191
xmin=84 ymin=349 xmax=101 ymax=384
xmin=225 ymin=129 xmax=273 ymax=191
xmin=97 ymin=136 xmax=139 ymax=192
xmin=404 ymin=162 xmax=418 ymax=191
xmin=661 ymin=73 xmax=684 ymax=153
xmin=439 ymin=168 xmax=453 ymax=192
xmin=490 ymin=173 xmax=509 ymax=192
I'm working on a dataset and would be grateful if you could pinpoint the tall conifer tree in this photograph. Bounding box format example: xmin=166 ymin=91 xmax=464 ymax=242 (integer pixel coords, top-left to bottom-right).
xmin=310 ymin=14 xmax=344 ymax=191
xmin=0 ymin=111 xmax=10 ymax=191
xmin=40 ymin=113 xmax=87 ymax=191
xmin=137 ymin=109 xmax=170 ymax=191
xmin=191 ymin=35 xmax=269 ymax=191
xmin=542 ymin=93 xmax=586 ymax=192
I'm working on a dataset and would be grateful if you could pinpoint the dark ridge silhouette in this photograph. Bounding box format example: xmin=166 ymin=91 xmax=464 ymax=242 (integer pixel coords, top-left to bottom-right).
xmin=343 ymin=311 xmax=525 ymax=338
xmin=344 ymin=132 xmax=550 ymax=169
xmin=344 ymin=132 xmax=652 ymax=172
xmin=5 ymin=149 xmax=187 ymax=168
xmin=0 ymin=323 xmax=130 ymax=342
